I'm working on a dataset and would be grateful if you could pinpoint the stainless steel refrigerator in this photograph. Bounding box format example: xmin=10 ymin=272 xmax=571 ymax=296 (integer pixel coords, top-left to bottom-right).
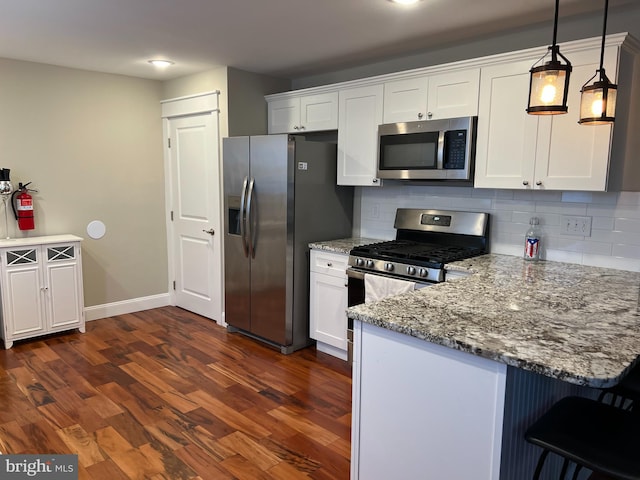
xmin=223 ymin=134 xmax=353 ymax=354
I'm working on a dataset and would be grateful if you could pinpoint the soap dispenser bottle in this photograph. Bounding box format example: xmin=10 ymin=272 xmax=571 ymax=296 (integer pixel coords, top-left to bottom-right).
xmin=524 ymin=217 xmax=541 ymax=261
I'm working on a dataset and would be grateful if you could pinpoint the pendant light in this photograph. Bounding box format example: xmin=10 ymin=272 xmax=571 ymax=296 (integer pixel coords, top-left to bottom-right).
xmin=527 ymin=0 xmax=572 ymax=115
xmin=578 ymin=0 xmax=617 ymax=125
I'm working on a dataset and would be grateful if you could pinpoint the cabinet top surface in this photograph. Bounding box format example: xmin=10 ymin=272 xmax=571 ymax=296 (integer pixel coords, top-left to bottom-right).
xmin=0 ymin=234 xmax=83 ymax=248
xmin=348 ymin=253 xmax=640 ymax=388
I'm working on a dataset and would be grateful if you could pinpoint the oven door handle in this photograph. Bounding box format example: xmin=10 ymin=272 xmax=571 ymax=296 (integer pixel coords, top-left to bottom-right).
xmin=346 ymin=268 xmax=366 ymax=280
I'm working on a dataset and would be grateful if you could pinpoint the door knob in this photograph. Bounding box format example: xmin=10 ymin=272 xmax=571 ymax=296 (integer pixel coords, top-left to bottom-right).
xmin=202 ymin=229 xmax=215 ymax=236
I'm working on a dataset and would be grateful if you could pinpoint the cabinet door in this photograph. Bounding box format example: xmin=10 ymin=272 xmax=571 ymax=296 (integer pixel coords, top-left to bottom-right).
xmin=474 ymin=59 xmax=538 ymax=189
xmin=268 ymin=98 xmax=300 ymax=134
xmin=1 ymin=248 xmax=46 ymax=339
xmin=427 ymin=68 xmax=480 ymax=119
xmin=309 ymin=271 xmax=348 ymax=350
xmin=383 ymin=77 xmax=428 ymax=123
xmin=534 ymin=46 xmax=617 ymax=191
xmin=300 ymin=92 xmax=338 ymax=131
xmin=45 ymin=244 xmax=84 ymax=331
xmin=338 ymin=85 xmax=384 ymax=186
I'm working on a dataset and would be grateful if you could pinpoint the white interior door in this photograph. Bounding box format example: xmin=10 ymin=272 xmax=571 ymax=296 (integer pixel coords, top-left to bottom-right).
xmin=168 ymin=111 xmax=222 ymax=322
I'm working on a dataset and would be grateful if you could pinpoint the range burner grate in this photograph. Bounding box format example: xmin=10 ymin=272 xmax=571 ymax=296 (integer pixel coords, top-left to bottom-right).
xmin=351 ymin=240 xmax=484 ymax=265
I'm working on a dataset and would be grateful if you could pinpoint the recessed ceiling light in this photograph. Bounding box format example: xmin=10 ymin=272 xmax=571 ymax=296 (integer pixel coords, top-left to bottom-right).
xmin=148 ymin=59 xmax=174 ymax=68
xmin=388 ymin=0 xmax=421 ymax=5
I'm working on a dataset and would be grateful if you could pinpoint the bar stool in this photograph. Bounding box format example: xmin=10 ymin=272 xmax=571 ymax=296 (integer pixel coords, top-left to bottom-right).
xmin=524 ymin=396 xmax=640 ymax=480
xmin=598 ymin=364 xmax=640 ymax=409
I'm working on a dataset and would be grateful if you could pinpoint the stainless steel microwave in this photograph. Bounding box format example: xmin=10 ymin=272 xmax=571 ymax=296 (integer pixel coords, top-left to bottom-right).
xmin=377 ymin=116 xmax=477 ymax=182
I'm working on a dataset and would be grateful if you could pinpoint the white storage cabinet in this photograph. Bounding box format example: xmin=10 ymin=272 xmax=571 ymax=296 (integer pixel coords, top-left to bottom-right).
xmin=337 ymin=85 xmax=384 ymax=187
xmin=383 ymin=68 xmax=480 ymax=123
xmin=0 ymin=235 xmax=85 ymax=349
xmin=309 ymin=249 xmax=349 ymax=360
xmin=267 ymin=92 xmax=338 ymax=134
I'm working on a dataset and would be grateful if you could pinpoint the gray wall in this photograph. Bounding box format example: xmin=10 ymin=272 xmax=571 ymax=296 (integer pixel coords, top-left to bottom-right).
xmin=0 ymin=58 xmax=166 ymax=307
xmin=293 ymin=3 xmax=640 ymax=89
xmin=162 ymin=67 xmax=290 ymax=137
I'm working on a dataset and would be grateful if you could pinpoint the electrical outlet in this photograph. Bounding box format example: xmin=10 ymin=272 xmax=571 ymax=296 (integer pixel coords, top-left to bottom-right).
xmin=371 ymin=203 xmax=380 ymax=219
xmin=562 ymin=215 xmax=592 ymax=236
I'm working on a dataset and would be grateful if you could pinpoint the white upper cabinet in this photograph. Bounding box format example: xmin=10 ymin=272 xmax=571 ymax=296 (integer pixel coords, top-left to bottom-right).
xmin=383 ymin=69 xmax=480 ymax=123
xmin=268 ymin=92 xmax=338 ymax=133
xmin=475 ymin=45 xmax=619 ymax=191
xmin=337 ymin=85 xmax=384 ymax=186
xmin=265 ymin=34 xmax=639 ymax=191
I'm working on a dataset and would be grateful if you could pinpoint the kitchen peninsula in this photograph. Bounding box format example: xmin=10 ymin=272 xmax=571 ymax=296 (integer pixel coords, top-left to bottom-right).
xmin=347 ymin=254 xmax=640 ymax=479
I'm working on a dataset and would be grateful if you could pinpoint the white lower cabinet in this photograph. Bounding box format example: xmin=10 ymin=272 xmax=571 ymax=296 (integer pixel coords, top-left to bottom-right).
xmin=309 ymin=249 xmax=349 ymax=360
xmin=0 ymin=235 xmax=85 ymax=349
xmin=351 ymin=320 xmax=506 ymax=480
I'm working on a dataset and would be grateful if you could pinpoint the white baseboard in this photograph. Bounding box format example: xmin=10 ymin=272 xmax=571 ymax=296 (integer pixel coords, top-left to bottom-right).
xmin=84 ymin=293 xmax=172 ymax=321
xmin=316 ymin=341 xmax=349 ymax=361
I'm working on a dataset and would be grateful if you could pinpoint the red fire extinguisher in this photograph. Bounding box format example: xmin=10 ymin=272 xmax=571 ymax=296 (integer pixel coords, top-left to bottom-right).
xmin=11 ymin=182 xmax=36 ymax=231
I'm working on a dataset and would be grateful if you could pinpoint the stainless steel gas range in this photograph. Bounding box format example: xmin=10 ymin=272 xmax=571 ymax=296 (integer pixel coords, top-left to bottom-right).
xmin=347 ymin=208 xmax=490 ymax=307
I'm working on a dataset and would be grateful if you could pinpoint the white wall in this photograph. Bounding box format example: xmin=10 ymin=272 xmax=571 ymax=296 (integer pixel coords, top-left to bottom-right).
xmin=358 ymin=185 xmax=640 ymax=272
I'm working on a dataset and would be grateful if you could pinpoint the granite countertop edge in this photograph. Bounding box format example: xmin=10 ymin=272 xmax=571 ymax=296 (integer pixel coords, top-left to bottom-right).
xmin=347 ymin=253 xmax=640 ymax=388
xmin=309 ymin=237 xmax=384 ymax=255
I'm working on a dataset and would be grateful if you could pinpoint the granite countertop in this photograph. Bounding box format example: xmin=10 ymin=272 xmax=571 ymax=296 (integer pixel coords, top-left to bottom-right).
xmin=347 ymin=254 xmax=640 ymax=388
xmin=309 ymin=237 xmax=383 ymax=255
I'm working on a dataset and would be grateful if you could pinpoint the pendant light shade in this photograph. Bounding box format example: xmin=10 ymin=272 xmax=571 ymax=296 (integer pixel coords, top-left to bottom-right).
xmin=527 ymin=0 xmax=572 ymax=115
xmin=579 ymin=0 xmax=617 ymax=125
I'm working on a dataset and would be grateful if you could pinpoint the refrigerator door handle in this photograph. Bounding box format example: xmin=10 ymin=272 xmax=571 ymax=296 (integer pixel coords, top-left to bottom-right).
xmin=240 ymin=176 xmax=249 ymax=257
xmin=246 ymin=177 xmax=256 ymax=258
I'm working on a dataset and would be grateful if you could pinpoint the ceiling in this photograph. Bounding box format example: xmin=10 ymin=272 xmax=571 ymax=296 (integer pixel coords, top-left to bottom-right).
xmin=0 ymin=0 xmax=635 ymax=81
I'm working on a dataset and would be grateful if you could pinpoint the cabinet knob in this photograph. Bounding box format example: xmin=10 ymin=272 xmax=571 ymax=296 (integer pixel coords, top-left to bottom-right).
xmin=299 ymin=125 xmax=306 ymax=130
xmin=522 ymin=180 xmax=529 ymax=186
xmin=327 ymin=262 xmax=333 ymax=267
xmin=418 ymin=112 xmax=424 ymax=119
xmin=372 ymin=178 xmax=379 ymax=183
xmin=427 ymin=112 xmax=433 ymax=119
xmin=536 ymin=180 xmax=542 ymax=186
xmin=293 ymin=125 xmax=299 ymax=130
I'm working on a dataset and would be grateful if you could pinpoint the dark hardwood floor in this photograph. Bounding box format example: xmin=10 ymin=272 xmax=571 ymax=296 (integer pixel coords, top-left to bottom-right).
xmin=0 ymin=306 xmax=352 ymax=479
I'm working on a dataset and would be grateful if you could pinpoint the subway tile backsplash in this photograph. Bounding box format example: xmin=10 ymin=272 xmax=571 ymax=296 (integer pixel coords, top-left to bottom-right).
xmin=357 ymin=184 xmax=640 ymax=272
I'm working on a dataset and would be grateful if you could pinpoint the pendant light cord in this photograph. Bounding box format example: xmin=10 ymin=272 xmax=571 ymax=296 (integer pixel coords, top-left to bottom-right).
xmin=599 ymin=0 xmax=609 ymax=74
xmin=552 ymin=0 xmax=560 ymax=47
xmin=550 ymin=0 xmax=560 ymax=61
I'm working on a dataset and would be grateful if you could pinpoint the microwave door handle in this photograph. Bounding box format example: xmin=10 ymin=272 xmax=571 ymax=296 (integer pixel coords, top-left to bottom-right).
xmin=437 ymin=130 xmax=445 ymax=170
xmin=240 ymin=176 xmax=249 ymax=257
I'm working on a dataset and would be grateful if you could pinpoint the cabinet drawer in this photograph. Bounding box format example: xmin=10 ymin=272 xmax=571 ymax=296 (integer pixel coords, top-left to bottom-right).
xmin=310 ymin=250 xmax=348 ymax=277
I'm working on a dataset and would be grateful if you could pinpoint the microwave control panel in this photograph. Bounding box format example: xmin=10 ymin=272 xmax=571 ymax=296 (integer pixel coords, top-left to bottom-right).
xmin=443 ymin=130 xmax=467 ymax=169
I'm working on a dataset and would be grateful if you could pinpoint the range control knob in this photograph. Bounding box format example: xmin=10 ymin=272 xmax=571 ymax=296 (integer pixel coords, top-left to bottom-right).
xmin=407 ymin=266 xmax=416 ymax=275
xmin=366 ymin=259 xmax=375 ymax=268
xmin=418 ymin=268 xmax=428 ymax=278
xmin=355 ymin=258 xmax=365 ymax=267
xmin=385 ymin=263 xmax=394 ymax=272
